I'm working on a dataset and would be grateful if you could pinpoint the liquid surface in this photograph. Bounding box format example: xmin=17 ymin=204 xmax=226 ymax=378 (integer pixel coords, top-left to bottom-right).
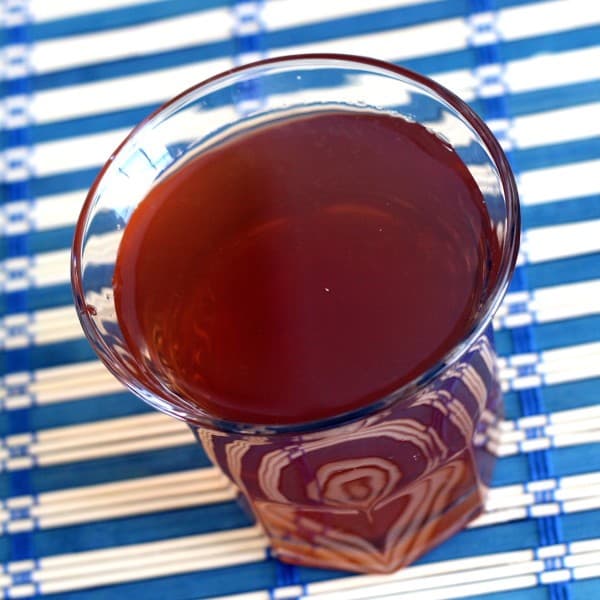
xmin=113 ymin=110 xmax=499 ymax=424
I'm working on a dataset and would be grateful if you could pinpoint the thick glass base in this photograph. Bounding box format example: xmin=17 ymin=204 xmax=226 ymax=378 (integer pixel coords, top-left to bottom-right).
xmin=196 ymin=333 xmax=501 ymax=574
xmin=265 ymin=450 xmax=486 ymax=573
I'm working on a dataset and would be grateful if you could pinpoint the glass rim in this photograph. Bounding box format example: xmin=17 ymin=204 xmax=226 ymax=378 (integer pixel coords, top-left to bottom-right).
xmin=71 ymin=53 xmax=520 ymax=435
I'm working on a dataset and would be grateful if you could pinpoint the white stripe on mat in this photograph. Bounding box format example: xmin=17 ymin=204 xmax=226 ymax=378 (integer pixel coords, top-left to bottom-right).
xmin=0 ymin=190 xmax=85 ymax=235
xmin=0 ymin=305 xmax=79 ymax=349
xmin=0 ymin=401 xmax=599 ymax=471
xmin=494 ymin=279 xmax=600 ymax=329
xmin=28 ymin=56 xmax=233 ymax=125
xmin=519 ymin=217 xmax=600 ymax=265
xmin=471 ymin=470 xmax=600 ymax=527
xmin=5 ymin=525 xmax=268 ymax=597
xmin=206 ymin=541 xmax=600 ymax=600
xmin=0 ymin=249 xmax=70 ymax=292
xmin=508 ymin=103 xmax=600 ymax=149
xmin=2 ymin=277 xmax=600 ymax=350
xmin=3 ymin=467 xmax=237 ymax=533
xmin=0 ymin=412 xmax=193 ymax=471
xmin=257 ymin=17 xmax=472 ymax=71
xmin=29 ymin=7 xmax=233 ymax=74
xmin=518 ymin=161 xmax=600 ymax=207
xmin=499 ymin=341 xmax=600 ymax=392
xmin=0 ymin=360 xmax=125 ymax=409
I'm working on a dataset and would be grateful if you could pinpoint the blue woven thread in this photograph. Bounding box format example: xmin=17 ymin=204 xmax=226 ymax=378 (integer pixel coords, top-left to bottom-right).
xmin=11 ymin=570 xmax=33 ymax=586
xmin=232 ymin=0 xmax=265 ymax=62
xmin=534 ymin=547 xmax=574 ymax=585
xmin=2 ymin=0 xmax=36 ymax=566
xmin=231 ymin=0 xmax=266 ymax=119
xmin=266 ymin=547 xmax=303 ymax=600
xmin=466 ymin=1 xmax=570 ymax=599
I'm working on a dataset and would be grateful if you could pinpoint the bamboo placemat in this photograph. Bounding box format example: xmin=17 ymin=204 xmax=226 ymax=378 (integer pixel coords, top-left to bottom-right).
xmin=1 ymin=1 xmax=599 ymax=598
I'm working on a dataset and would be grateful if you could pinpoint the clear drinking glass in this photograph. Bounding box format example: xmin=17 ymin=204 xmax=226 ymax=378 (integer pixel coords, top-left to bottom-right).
xmin=72 ymin=54 xmax=519 ymax=574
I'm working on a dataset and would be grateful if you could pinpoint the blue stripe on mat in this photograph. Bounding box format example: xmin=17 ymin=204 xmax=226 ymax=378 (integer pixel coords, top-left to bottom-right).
xmin=523 ymin=194 xmax=600 ymax=230
xmin=32 ymin=503 xmax=253 ymax=556
xmin=27 ymin=340 xmax=99 ymax=369
xmin=28 ymin=392 xmax=149 ymax=429
xmin=552 ymin=443 xmax=600 ymax=480
xmin=469 ymin=587 xmax=548 ymax=600
xmin=573 ymin=582 xmax=600 ymax=600
xmin=561 ymin=510 xmax=600 ymax=545
xmin=0 ymin=284 xmax=74 ymax=315
xmin=26 ymin=226 xmax=76 ymax=254
xmin=495 ymin=314 xmax=600 ymax=356
xmin=31 ymin=105 xmax=162 ymax=144
xmin=514 ymin=138 xmax=600 ymax=172
xmin=495 ymin=329 xmax=518 ymax=356
xmin=507 ymin=79 xmax=600 ymax=117
xmin=30 ymin=168 xmax=100 ymax=197
xmin=468 ymin=591 xmax=549 ymax=600
xmin=2 ymin=342 xmax=98 ymax=372
xmin=27 ymin=446 xmax=210 ymax=493
xmin=493 ymin=455 xmax=533 ymax=486
xmin=527 ymin=254 xmax=600 ymax=289
xmin=532 ymin=315 xmax=600 ymax=351
xmin=501 ymin=391 xmax=524 ymax=421
xmin=543 ymin=378 xmax=600 ymax=414
xmin=0 ymin=540 xmax=9 ymax=566
xmin=0 ymin=393 xmax=148 ymax=436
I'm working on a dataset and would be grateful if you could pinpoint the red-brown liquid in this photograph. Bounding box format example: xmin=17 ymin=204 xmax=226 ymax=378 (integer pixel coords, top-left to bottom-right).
xmin=113 ymin=109 xmax=499 ymax=425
